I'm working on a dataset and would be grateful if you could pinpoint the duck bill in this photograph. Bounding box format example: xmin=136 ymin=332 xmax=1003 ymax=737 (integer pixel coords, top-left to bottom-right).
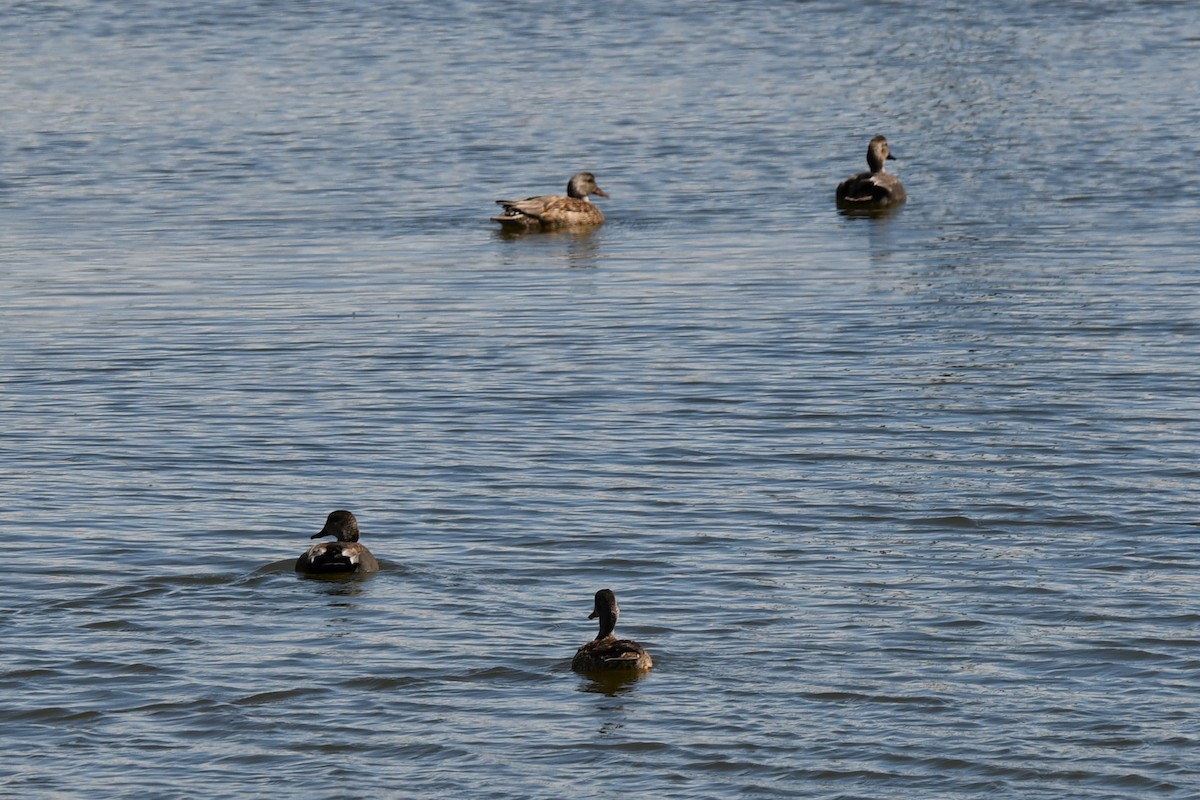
xmin=886 ymin=153 xmax=896 ymax=161
xmin=592 ymin=187 xmax=609 ymax=198
xmin=311 ymin=529 xmax=330 ymax=539
xmin=588 ymin=610 xmax=599 ymax=619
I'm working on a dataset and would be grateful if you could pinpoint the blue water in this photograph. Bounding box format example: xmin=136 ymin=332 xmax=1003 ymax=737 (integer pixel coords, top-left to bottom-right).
xmin=2 ymin=2 xmax=1199 ymax=798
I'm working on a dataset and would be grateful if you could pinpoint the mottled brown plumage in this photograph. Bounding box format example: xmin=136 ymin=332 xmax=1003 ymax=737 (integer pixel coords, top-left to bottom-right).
xmin=492 ymin=172 xmax=608 ymax=230
xmin=571 ymin=589 xmax=653 ymax=673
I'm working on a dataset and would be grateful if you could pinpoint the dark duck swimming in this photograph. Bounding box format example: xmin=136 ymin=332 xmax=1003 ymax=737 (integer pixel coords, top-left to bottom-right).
xmin=571 ymin=588 xmax=653 ymax=673
xmin=295 ymin=510 xmax=379 ymax=575
xmin=836 ymin=135 xmax=907 ymax=209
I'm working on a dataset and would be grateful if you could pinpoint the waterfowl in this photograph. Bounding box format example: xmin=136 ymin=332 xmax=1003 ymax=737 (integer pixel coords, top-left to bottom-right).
xmin=295 ymin=510 xmax=379 ymax=575
xmin=836 ymin=135 xmax=906 ymax=209
xmin=492 ymin=172 xmax=608 ymax=230
xmin=571 ymin=589 xmax=653 ymax=673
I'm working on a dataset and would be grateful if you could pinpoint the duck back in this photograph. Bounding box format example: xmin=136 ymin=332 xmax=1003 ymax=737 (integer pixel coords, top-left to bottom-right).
xmin=572 ymin=635 xmax=653 ymax=672
xmin=295 ymin=541 xmax=379 ymax=574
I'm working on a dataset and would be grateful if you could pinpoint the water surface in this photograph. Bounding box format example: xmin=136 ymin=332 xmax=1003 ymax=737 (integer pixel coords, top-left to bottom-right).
xmin=2 ymin=2 xmax=1198 ymax=798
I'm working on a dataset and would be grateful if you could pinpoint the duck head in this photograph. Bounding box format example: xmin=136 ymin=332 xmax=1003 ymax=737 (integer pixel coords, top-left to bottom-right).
xmin=566 ymin=172 xmax=608 ymax=201
xmin=866 ymin=135 xmax=896 ymax=173
xmin=312 ymin=509 xmax=360 ymax=542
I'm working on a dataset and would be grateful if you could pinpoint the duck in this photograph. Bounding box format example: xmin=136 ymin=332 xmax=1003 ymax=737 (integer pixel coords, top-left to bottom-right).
xmin=571 ymin=588 xmax=653 ymax=673
xmin=492 ymin=172 xmax=608 ymax=230
xmin=295 ymin=510 xmax=379 ymax=575
xmin=836 ymin=135 xmax=906 ymax=209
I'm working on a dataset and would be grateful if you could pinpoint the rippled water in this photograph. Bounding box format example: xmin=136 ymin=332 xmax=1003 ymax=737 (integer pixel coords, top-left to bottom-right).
xmin=2 ymin=1 xmax=1199 ymax=797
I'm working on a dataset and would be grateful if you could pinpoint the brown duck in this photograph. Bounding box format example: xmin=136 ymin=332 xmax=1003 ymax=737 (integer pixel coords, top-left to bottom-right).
xmin=571 ymin=589 xmax=653 ymax=673
xmin=492 ymin=172 xmax=608 ymax=230
xmin=836 ymin=135 xmax=907 ymax=209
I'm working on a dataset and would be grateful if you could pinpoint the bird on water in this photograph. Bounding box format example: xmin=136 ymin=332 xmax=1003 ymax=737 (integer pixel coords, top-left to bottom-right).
xmin=571 ymin=588 xmax=653 ymax=673
xmin=295 ymin=510 xmax=379 ymax=575
xmin=835 ymin=135 xmax=906 ymax=209
xmin=492 ymin=172 xmax=608 ymax=230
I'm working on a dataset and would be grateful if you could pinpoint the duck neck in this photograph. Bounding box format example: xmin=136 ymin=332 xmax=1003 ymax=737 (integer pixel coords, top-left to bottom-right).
xmin=595 ymin=608 xmax=618 ymax=640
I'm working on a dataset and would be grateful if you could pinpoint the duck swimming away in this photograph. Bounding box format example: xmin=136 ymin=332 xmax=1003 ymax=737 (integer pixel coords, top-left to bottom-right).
xmin=571 ymin=589 xmax=653 ymax=673
xmin=295 ymin=510 xmax=379 ymax=575
xmin=836 ymin=135 xmax=906 ymax=209
xmin=492 ymin=172 xmax=608 ymax=230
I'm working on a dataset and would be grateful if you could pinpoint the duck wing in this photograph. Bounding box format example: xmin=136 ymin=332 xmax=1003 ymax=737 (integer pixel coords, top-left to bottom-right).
xmin=493 ymin=193 xmax=558 ymax=222
xmin=573 ymin=636 xmax=653 ymax=671
xmin=837 ymin=172 xmax=905 ymax=206
xmin=836 ymin=172 xmax=883 ymax=203
xmin=296 ymin=541 xmax=373 ymax=573
xmin=493 ymin=195 xmax=603 ymax=227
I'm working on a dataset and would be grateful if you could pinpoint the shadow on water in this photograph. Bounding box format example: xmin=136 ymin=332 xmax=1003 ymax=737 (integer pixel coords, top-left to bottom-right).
xmin=575 ymin=669 xmax=652 ymax=697
xmin=836 ymin=202 xmax=907 ymax=265
xmin=293 ymin=569 xmax=379 ymax=599
xmin=248 ymin=558 xmax=382 ymax=597
xmin=491 ymin=225 xmax=602 ymax=268
xmin=836 ymin=203 xmax=906 ymax=221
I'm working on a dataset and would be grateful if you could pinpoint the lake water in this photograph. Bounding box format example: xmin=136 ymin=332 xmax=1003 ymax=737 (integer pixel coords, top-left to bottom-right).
xmin=2 ymin=1 xmax=1198 ymax=797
